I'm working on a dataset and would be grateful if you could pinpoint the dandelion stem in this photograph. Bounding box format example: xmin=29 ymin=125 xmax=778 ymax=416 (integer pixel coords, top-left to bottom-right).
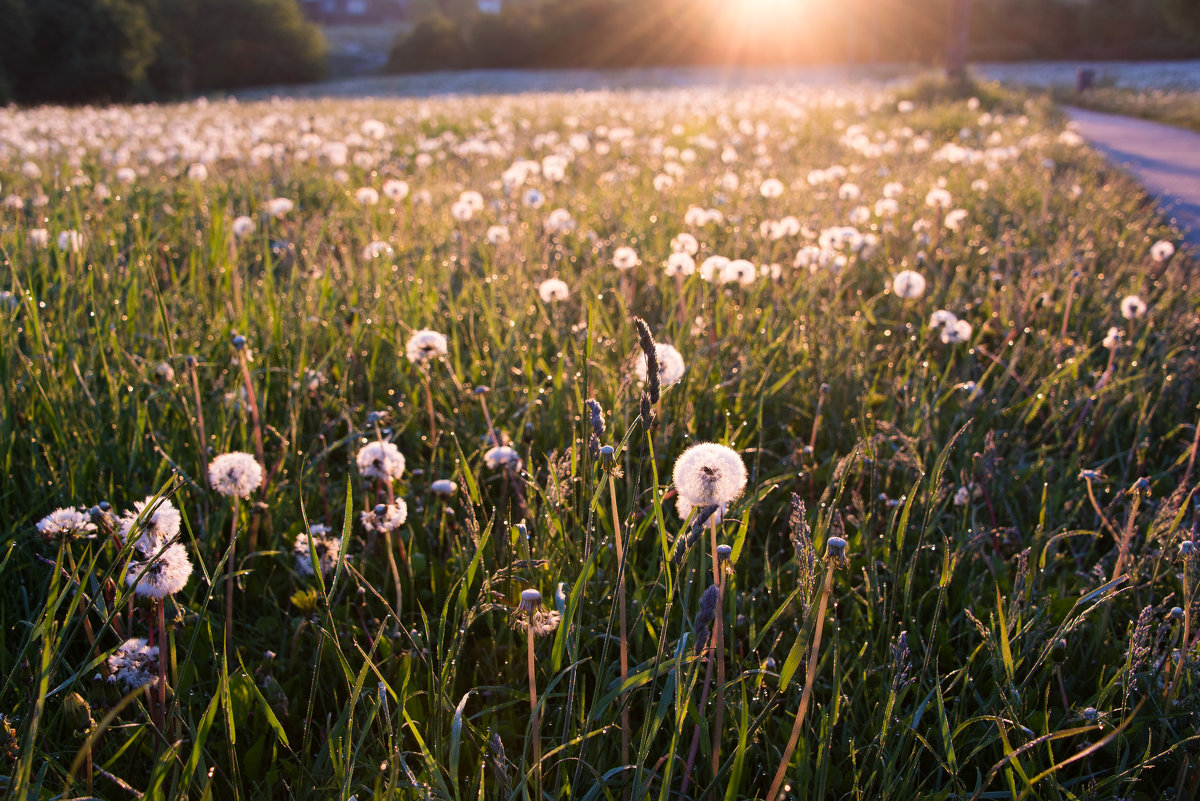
xmin=1184 ymin=405 xmax=1200 ymax=487
xmin=607 ymin=473 xmax=630 ymax=770
xmin=767 ymin=560 xmax=836 ymax=801
xmin=422 ymin=371 xmax=437 ymax=451
xmin=1083 ymin=475 xmax=1120 ymax=542
xmin=527 ymin=624 xmax=542 ymax=798
xmin=1111 ymin=494 xmax=1142 ymax=581
xmin=186 ymin=359 xmax=209 ymax=485
xmin=236 ymin=348 xmax=265 ymax=470
xmin=156 ymin=598 xmax=169 ymax=738
xmin=225 ymin=497 xmax=238 ymax=656
xmin=711 ymin=534 xmax=727 ymax=779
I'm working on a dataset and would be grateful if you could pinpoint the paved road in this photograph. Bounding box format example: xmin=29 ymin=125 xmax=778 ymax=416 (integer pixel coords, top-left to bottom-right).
xmin=1065 ymin=106 xmax=1200 ymax=244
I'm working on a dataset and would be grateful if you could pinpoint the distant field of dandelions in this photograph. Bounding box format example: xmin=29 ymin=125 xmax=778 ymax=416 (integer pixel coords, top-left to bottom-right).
xmin=1 ymin=80 xmax=1198 ymax=800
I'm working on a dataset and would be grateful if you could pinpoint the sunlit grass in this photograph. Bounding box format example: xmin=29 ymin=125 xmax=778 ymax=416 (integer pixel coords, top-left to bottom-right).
xmin=1 ymin=78 xmax=1197 ymax=800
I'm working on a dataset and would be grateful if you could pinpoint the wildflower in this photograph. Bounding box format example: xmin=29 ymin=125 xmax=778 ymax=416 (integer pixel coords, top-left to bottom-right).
xmin=612 ymin=247 xmax=640 ymax=271
xmin=1150 ymin=240 xmax=1175 ymax=262
xmin=382 ymin=179 xmax=409 ymax=202
xmin=1102 ymin=327 xmax=1123 ymax=350
xmin=187 ymin=163 xmax=208 ymax=182
xmin=294 ymin=524 xmax=341 ymax=577
xmin=487 ymin=225 xmax=511 ymax=245
xmin=125 ymin=536 xmax=193 ymax=599
xmin=892 ymin=270 xmax=927 ymax=299
xmin=940 ymin=319 xmax=973 ymax=344
xmin=107 ymin=638 xmax=159 ymax=690
xmin=513 ymin=588 xmax=561 ymax=637
xmin=361 ymin=500 xmax=407 ymax=534
xmin=361 ymin=241 xmax=394 ymax=260
xmin=355 ymin=187 xmax=380 ymax=206
xmin=537 ymin=279 xmax=569 ymax=303
xmin=207 ymin=452 xmax=265 ymax=499
xmin=760 ymin=178 xmax=784 ymax=199
xmin=720 ymin=259 xmax=757 ymax=286
xmin=925 ymin=188 xmax=952 ymax=209
xmin=634 ymin=343 xmax=686 ymax=388
xmin=265 ymin=197 xmax=293 ymax=218
xmin=543 ymin=208 xmax=575 ymax=234
xmin=356 ymin=441 xmax=406 ymax=482
xmin=232 ymin=216 xmax=256 ymax=238
xmin=29 ymin=228 xmax=50 ymax=248
xmin=944 ymin=209 xmax=969 ymax=231
xmin=58 ymin=230 xmax=84 ymax=253
xmin=1120 ymin=295 xmax=1147 ymax=320
xmin=1079 ymin=469 xmax=1104 ymax=482
xmin=953 ymin=484 xmax=981 ymax=506
xmin=671 ymin=232 xmax=699 ymax=255
xmin=36 ymin=508 xmax=96 ymax=542
xmin=523 ymin=188 xmax=545 ymax=209
xmin=405 ymin=329 xmax=448 ymax=364
xmin=672 ymin=443 xmax=748 ymax=507
xmin=930 ymin=309 xmax=958 ymax=329
xmin=485 ymin=445 xmax=522 ymax=471
xmin=699 ymin=255 xmax=730 ymax=282
xmin=430 ymin=479 xmax=458 ymax=497
xmin=665 ymin=252 xmax=696 ymax=277
xmin=118 ymin=496 xmax=182 ymax=544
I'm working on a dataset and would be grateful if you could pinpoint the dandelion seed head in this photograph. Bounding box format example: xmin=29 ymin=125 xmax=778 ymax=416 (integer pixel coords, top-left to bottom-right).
xmin=36 ymin=508 xmax=96 ymax=541
xmin=892 ymin=270 xmax=926 ymax=299
xmin=634 ymin=343 xmax=686 ymax=388
xmin=672 ymin=443 xmax=747 ymax=507
xmin=356 ymin=441 xmax=406 ymax=482
xmin=405 ymin=329 xmax=448 ymax=364
xmin=430 ymin=479 xmax=458 ymax=497
xmin=484 ymin=445 xmax=522 ymax=471
xmin=612 ymin=246 xmax=640 ymax=271
xmin=1120 ymin=294 xmax=1147 ymax=320
xmin=107 ymin=638 xmax=159 ymax=690
xmin=294 ymin=525 xmax=342 ymax=577
xmin=361 ymin=499 xmax=407 ymax=533
xmin=1150 ymin=240 xmax=1175 ymax=262
xmin=118 ymin=496 xmax=181 ymax=544
xmin=207 ymin=452 xmax=264 ymax=498
xmin=537 ymin=278 xmax=570 ymax=303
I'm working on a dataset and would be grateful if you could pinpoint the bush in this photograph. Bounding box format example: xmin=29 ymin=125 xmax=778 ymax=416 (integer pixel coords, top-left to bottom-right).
xmin=8 ymin=0 xmax=159 ymax=105
xmin=151 ymin=0 xmax=327 ymax=94
xmin=385 ymin=14 xmax=474 ymax=73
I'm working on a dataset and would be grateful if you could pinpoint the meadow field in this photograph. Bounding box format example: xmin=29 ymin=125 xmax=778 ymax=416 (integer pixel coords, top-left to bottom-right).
xmin=1 ymin=79 xmax=1198 ymax=800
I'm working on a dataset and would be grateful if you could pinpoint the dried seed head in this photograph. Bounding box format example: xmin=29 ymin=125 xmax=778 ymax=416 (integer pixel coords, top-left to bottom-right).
xmin=632 ymin=317 xmax=660 ymax=404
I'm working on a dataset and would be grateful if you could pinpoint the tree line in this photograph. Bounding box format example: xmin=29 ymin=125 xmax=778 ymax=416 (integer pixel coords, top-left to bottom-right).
xmin=0 ymin=0 xmax=326 ymax=105
xmin=387 ymin=0 xmax=1200 ymax=74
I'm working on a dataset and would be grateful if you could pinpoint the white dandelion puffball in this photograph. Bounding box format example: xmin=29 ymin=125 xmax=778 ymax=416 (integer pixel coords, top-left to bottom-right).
xmin=760 ymin=178 xmax=784 ymax=199
xmin=361 ymin=499 xmax=408 ymax=533
xmin=232 ymin=216 xmax=256 ymax=238
xmin=118 ymin=496 xmax=182 ymax=544
xmin=925 ymin=188 xmax=952 ymax=209
xmin=671 ymin=232 xmax=699 ymax=255
xmin=699 ymin=255 xmax=730 ymax=282
xmin=36 ymin=508 xmax=96 ymax=540
xmin=943 ymin=209 xmax=969 ymax=231
xmin=187 ymin=163 xmax=208 ymax=182
xmin=1150 ymin=240 xmax=1175 ymax=263
xmin=450 ymin=200 xmax=474 ymax=222
xmin=29 ymin=228 xmax=50 ymax=248
xmin=1120 ymin=295 xmax=1147 ymax=320
xmin=58 ymin=230 xmax=84 ymax=253
xmin=362 ymin=240 xmax=394 ymax=260
xmin=294 ymin=525 xmax=341 ymax=577
xmin=208 ymin=452 xmax=265 ymax=498
xmin=612 ymin=246 xmax=640 ymax=271
xmin=383 ymin=179 xmax=410 ymax=202
xmin=486 ymin=225 xmax=511 ymax=245
xmin=356 ymin=441 xmax=406 ymax=482
xmin=430 ymin=479 xmax=458 ymax=496
xmin=929 ymin=309 xmax=958 ymax=329
xmin=484 ymin=445 xmax=522 ymax=471
xmin=720 ymin=259 xmax=757 ymax=286
xmin=635 ymin=343 xmax=686 ymax=388
xmin=665 ymin=252 xmax=696 ymax=277
xmin=971 ymin=178 xmax=989 ymax=193
xmin=108 ymin=638 xmax=159 ymax=690
xmin=355 ymin=187 xmax=380 ymax=206
xmin=265 ymin=197 xmax=294 ymax=218
xmin=672 ymin=442 xmax=748 ymax=507
xmin=1103 ymin=326 xmax=1123 ymax=350
xmin=126 ymin=537 xmax=193 ymax=599
xmin=406 ymin=329 xmax=448 ymax=364
xmin=538 ymin=278 xmax=570 ymax=303
xmin=940 ymin=319 xmax=973 ymax=344
xmin=892 ymin=270 xmax=927 ymax=299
